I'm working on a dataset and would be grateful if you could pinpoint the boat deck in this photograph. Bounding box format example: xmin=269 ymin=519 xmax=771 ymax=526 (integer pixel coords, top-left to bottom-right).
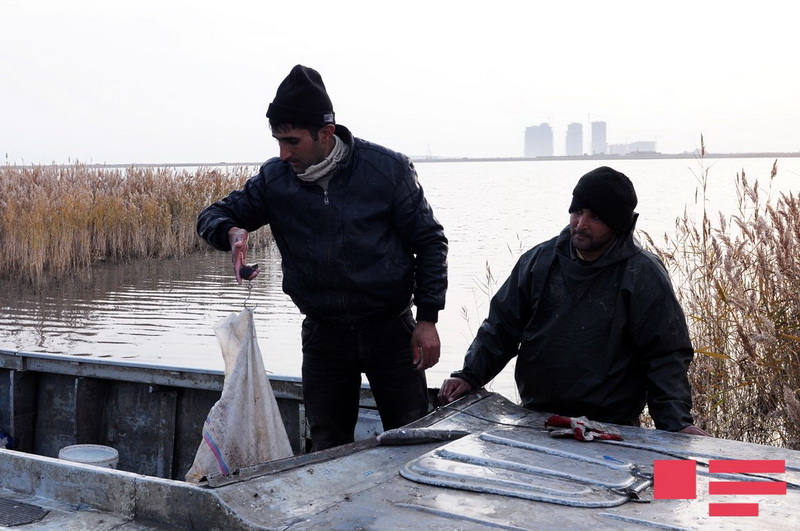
xmin=2 ymin=391 xmax=799 ymax=530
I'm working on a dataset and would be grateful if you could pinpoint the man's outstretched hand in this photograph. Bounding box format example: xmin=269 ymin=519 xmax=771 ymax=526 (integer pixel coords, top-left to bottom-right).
xmin=228 ymin=227 xmax=260 ymax=284
xmin=438 ymin=377 xmax=473 ymax=405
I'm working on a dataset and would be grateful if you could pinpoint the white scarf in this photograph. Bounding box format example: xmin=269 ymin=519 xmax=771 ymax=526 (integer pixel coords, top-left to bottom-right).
xmin=296 ymin=134 xmax=348 ymax=183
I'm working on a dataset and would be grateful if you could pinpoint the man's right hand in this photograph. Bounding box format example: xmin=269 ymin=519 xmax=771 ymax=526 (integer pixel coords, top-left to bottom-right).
xmin=438 ymin=377 xmax=473 ymax=405
xmin=228 ymin=227 xmax=258 ymax=284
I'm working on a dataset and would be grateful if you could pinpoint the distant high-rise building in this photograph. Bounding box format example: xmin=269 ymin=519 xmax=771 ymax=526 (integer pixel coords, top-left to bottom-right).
xmin=565 ymin=123 xmax=583 ymax=156
xmin=591 ymin=121 xmax=607 ymax=155
xmin=524 ymin=123 xmax=553 ymax=157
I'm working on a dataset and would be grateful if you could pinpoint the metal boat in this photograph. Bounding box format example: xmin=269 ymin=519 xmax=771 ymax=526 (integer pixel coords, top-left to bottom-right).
xmin=1 ymin=349 xmax=798 ymax=529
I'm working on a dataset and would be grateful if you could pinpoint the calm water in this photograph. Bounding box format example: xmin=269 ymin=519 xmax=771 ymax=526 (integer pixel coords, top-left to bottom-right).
xmin=2 ymin=156 xmax=798 ymax=400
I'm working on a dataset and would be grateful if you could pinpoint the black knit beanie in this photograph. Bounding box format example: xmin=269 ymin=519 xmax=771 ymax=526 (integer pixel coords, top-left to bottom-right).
xmin=568 ymin=166 xmax=638 ymax=232
xmin=266 ymin=65 xmax=335 ymax=126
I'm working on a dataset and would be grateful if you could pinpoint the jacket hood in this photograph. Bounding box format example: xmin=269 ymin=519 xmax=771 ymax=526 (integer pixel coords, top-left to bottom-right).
xmin=554 ymin=213 xmax=642 ymax=279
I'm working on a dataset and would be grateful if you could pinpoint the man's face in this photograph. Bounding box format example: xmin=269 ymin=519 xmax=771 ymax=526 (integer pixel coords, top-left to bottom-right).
xmin=569 ymin=208 xmax=617 ymax=261
xmin=272 ymin=126 xmax=328 ymax=174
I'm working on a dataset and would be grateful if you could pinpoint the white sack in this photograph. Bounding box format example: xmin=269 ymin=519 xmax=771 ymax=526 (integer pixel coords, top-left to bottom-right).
xmin=186 ymin=309 xmax=293 ymax=483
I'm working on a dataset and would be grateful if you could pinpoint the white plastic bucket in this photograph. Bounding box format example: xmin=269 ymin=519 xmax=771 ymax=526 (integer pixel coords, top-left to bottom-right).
xmin=58 ymin=444 xmax=119 ymax=469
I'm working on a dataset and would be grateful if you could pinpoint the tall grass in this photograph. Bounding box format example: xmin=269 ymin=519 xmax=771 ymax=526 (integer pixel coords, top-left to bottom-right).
xmin=0 ymin=163 xmax=271 ymax=284
xmin=5 ymin=157 xmax=799 ymax=447
xmin=644 ymin=137 xmax=800 ymax=449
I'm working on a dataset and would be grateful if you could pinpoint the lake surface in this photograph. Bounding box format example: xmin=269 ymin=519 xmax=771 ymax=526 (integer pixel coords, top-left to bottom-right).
xmin=2 ymin=156 xmax=798 ymax=400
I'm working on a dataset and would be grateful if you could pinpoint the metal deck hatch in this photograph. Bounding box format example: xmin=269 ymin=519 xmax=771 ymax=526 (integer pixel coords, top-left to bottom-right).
xmin=0 ymin=497 xmax=48 ymax=526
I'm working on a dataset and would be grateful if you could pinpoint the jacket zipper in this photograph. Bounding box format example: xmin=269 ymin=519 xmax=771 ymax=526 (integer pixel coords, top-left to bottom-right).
xmin=321 ymin=187 xmax=347 ymax=319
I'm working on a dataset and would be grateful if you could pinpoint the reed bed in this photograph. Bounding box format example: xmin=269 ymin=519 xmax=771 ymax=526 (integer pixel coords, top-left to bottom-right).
xmin=0 ymin=163 xmax=271 ymax=284
xmin=4 ymin=156 xmax=799 ymax=448
xmin=644 ymin=137 xmax=800 ymax=449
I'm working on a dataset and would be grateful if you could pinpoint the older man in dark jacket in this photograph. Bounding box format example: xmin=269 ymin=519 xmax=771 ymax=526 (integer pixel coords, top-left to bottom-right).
xmin=440 ymin=167 xmax=708 ymax=436
xmin=198 ymin=65 xmax=448 ymax=451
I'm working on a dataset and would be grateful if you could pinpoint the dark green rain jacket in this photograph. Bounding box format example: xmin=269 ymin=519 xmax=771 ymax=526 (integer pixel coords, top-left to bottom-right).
xmin=453 ymin=218 xmax=695 ymax=431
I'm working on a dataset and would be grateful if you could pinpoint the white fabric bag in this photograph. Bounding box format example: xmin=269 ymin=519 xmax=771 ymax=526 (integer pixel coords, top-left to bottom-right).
xmin=186 ymin=309 xmax=293 ymax=482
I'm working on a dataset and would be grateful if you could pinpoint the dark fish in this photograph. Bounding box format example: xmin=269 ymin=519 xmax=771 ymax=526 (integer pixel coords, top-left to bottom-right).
xmin=377 ymin=428 xmax=471 ymax=445
xmin=240 ymin=263 xmax=259 ymax=280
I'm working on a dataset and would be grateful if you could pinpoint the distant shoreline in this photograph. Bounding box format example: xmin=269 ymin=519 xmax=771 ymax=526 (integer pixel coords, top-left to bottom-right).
xmin=6 ymin=151 xmax=799 ymax=169
xmin=412 ymin=151 xmax=800 ymax=163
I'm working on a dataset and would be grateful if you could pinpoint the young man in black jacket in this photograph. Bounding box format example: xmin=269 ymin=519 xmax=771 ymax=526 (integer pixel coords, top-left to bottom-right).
xmin=198 ymin=65 xmax=448 ymax=450
xmin=439 ymin=167 xmax=709 ymax=436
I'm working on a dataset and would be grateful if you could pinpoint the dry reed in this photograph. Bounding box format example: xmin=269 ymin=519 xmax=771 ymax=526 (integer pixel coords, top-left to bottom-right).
xmin=6 ymin=156 xmax=799 ymax=447
xmin=0 ymin=163 xmax=271 ymax=284
xmin=644 ymin=136 xmax=800 ymax=449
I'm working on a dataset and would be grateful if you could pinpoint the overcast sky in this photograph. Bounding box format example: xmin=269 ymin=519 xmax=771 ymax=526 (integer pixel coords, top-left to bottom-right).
xmin=3 ymin=1 xmax=798 ymax=165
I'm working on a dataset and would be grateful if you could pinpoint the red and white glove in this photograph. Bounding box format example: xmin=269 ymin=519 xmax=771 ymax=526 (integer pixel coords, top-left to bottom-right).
xmin=545 ymin=414 xmax=623 ymax=441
